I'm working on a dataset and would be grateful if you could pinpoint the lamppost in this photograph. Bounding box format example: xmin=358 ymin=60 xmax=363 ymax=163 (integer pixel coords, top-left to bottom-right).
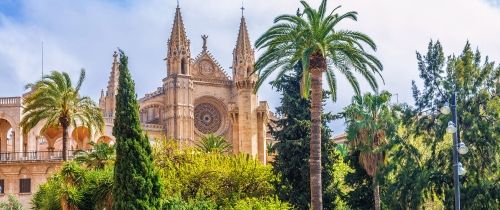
xmin=440 ymin=92 xmax=469 ymax=210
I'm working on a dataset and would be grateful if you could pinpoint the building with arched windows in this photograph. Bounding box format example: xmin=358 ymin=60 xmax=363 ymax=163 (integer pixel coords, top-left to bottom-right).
xmin=0 ymin=5 xmax=269 ymax=208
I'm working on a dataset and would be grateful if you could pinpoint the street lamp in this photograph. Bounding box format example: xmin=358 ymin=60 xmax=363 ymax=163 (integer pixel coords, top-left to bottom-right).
xmin=457 ymin=142 xmax=469 ymax=155
xmin=446 ymin=121 xmax=457 ymax=134
xmin=441 ymin=92 xmax=469 ymax=210
xmin=440 ymin=102 xmax=451 ymax=115
xmin=457 ymin=162 xmax=467 ymax=176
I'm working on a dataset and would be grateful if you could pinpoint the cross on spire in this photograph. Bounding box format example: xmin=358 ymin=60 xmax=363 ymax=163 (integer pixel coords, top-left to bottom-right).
xmin=241 ymin=1 xmax=245 ymax=17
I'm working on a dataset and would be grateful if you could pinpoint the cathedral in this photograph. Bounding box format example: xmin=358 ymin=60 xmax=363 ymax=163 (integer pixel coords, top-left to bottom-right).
xmin=0 ymin=5 xmax=271 ymax=208
xmin=98 ymin=5 xmax=270 ymax=163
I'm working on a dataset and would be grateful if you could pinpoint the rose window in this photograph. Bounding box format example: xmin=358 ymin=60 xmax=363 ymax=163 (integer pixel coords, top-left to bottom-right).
xmin=194 ymin=103 xmax=221 ymax=134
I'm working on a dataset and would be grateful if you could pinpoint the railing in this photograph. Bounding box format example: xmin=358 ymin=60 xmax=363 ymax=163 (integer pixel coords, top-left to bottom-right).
xmin=0 ymin=150 xmax=83 ymax=163
xmin=0 ymin=97 xmax=21 ymax=106
xmin=141 ymin=123 xmax=165 ymax=131
xmin=104 ymin=117 xmax=114 ymax=125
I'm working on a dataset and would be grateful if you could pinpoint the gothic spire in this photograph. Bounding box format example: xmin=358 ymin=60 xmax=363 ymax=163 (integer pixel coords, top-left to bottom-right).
xmin=167 ymin=5 xmax=190 ymax=56
xmin=233 ymin=16 xmax=253 ymax=60
xmin=106 ymin=51 xmax=119 ymax=97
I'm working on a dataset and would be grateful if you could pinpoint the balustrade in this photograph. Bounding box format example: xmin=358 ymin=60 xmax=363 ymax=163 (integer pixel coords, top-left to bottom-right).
xmin=0 ymin=97 xmax=21 ymax=106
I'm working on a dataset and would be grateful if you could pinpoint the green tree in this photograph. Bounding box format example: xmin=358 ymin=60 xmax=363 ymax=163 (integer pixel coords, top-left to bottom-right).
xmin=20 ymin=70 xmax=104 ymax=161
xmin=383 ymin=41 xmax=499 ymax=209
xmin=343 ymin=91 xmax=397 ymax=210
xmin=112 ymin=50 xmax=162 ymax=209
xmin=195 ymin=134 xmax=231 ymax=154
xmin=254 ymin=1 xmax=383 ymax=208
xmin=343 ymin=150 xmax=373 ymax=210
xmin=74 ymin=142 xmax=115 ymax=170
xmin=269 ymin=64 xmax=347 ymax=209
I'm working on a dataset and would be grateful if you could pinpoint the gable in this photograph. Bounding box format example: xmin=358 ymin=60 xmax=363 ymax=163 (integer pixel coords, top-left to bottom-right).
xmin=192 ymin=52 xmax=230 ymax=81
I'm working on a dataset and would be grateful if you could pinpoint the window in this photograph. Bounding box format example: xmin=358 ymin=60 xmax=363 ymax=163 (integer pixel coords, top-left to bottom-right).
xmin=181 ymin=58 xmax=187 ymax=74
xmin=19 ymin=179 xmax=30 ymax=193
xmin=0 ymin=179 xmax=4 ymax=194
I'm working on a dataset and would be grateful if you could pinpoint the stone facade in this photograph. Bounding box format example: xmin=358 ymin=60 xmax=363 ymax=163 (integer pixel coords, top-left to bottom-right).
xmin=0 ymin=5 xmax=269 ymax=209
xmin=99 ymin=5 xmax=269 ymax=162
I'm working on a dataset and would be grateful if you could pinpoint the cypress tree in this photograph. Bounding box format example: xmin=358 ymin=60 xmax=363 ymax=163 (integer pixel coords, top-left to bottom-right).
xmin=112 ymin=50 xmax=162 ymax=209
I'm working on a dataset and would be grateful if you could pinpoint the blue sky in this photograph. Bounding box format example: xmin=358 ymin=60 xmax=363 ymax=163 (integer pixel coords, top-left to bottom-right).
xmin=0 ymin=0 xmax=499 ymax=134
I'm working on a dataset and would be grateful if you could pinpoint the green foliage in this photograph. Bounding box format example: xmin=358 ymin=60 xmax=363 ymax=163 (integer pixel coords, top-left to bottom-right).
xmin=152 ymin=139 xmax=285 ymax=209
xmin=195 ymin=134 xmax=232 ymax=154
xmin=229 ymin=197 xmax=292 ymax=210
xmin=253 ymin=0 xmax=383 ymax=100
xmin=269 ymin=64 xmax=349 ymax=209
xmin=342 ymin=90 xmax=398 ymax=210
xmin=343 ymin=90 xmax=397 ymax=177
xmin=382 ymin=41 xmax=500 ymax=209
xmin=0 ymin=194 xmax=24 ymax=210
xmin=20 ymin=69 xmax=104 ymax=160
xmin=112 ymin=49 xmax=163 ymax=209
xmin=74 ymin=142 xmax=115 ymax=169
xmin=32 ymin=161 xmax=113 ymax=210
xmin=343 ymin=151 xmax=373 ymax=210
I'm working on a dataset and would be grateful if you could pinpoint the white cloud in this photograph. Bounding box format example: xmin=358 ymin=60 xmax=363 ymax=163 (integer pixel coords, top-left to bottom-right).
xmin=0 ymin=0 xmax=499 ymax=133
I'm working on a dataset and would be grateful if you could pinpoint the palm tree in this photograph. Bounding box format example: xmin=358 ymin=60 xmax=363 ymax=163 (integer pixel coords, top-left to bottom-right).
xmin=74 ymin=142 xmax=115 ymax=169
xmin=253 ymin=0 xmax=383 ymax=208
xmin=58 ymin=161 xmax=85 ymax=210
xmin=195 ymin=134 xmax=232 ymax=154
xmin=344 ymin=91 xmax=396 ymax=210
xmin=21 ymin=70 xmax=104 ymax=161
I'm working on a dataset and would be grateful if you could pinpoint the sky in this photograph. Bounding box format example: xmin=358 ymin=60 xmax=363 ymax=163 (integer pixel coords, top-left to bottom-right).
xmin=0 ymin=0 xmax=499 ymax=135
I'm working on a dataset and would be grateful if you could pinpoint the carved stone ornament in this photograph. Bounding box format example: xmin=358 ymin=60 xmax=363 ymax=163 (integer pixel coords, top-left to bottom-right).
xmin=200 ymin=60 xmax=214 ymax=76
xmin=194 ymin=103 xmax=221 ymax=134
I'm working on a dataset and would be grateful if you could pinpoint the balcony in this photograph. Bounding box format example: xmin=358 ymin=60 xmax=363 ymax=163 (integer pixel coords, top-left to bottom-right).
xmin=0 ymin=150 xmax=83 ymax=163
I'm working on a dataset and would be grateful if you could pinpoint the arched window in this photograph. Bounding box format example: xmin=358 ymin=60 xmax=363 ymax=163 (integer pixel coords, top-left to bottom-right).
xmin=181 ymin=58 xmax=187 ymax=74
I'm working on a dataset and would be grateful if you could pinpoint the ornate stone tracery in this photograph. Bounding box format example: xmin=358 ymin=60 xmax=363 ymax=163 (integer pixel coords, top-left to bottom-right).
xmin=194 ymin=103 xmax=221 ymax=134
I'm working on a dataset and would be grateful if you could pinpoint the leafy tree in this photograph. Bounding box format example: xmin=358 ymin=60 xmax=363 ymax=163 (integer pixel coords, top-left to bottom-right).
xmin=112 ymin=50 xmax=162 ymax=209
xmin=269 ymin=64 xmax=348 ymax=209
xmin=195 ymin=134 xmax=231 ymax=154
xmin=384 ymin=41 xmax=499 ymax=209
xmin=0 ymin=194 xmax=24 ymax=210
xmin=21 ymin=70 xmax=104 ymax=160
xmin=74 ymin=142 xmax=115 ymax=170
xmin=253 ymin=0 xmax=383 ymax=208
xmin=343 ymin=91 xmax=397 ymax=210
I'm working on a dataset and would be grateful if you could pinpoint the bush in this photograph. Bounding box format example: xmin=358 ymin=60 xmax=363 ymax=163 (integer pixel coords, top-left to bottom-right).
xmin=230 ymin=197 xmax=292 ymax=210
xmin=32 ymin=161 xmax=113 ymax=210
xmin=0 ymin=194 xmax=24 ymax=210
xmin=153 ymin=139 xmax=287 ymax=209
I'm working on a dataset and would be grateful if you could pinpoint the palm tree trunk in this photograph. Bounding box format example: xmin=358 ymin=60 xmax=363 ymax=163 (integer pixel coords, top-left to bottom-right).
xmin=310 ymin=68 xmax=323 ymax=210
xmin=62 ymin=124 xmax=68 ymax=161
xmin=373 ymin=177 xmax=381 ymax=210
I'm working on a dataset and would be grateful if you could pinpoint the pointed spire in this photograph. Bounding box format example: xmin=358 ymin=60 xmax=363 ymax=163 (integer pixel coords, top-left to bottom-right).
xmin=168 ymin=5 xmax=190 ymax=56
xmin=234 ymin=15 xmax=253 ymax=61
xmin=106 ymin=51 xmax=119 ymax=97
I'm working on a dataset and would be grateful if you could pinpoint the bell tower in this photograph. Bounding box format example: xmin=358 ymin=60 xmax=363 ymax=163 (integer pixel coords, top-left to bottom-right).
xmin=99 ymin=51 xmax=120 ymax=119
xmin=164 ymin=4 xmax=194 ymax=142
xmin=230 ymin=10 xmax=267 ymax=163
